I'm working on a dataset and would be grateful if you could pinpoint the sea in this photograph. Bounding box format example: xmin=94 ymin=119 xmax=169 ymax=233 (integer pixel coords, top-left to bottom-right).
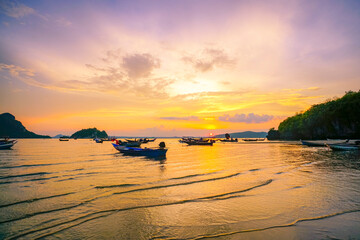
xmin=0 ymin=139 xmax=359 ymax=239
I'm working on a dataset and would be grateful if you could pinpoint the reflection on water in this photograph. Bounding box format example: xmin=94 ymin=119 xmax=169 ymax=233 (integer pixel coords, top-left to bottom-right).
xmin=0 ymin=139 xmax=359 ymax=239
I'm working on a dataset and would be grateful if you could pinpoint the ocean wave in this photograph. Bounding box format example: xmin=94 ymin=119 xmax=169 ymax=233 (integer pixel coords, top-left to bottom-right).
xmin=0 ymin=192 xmax=76 ymax=208
xmin=3 ymin=179 xmax=273 ymax=239
xmin=180 ymin=209 xmax=360 ymax=240
xmin=100 ymin=172 xmax=242 ymax=194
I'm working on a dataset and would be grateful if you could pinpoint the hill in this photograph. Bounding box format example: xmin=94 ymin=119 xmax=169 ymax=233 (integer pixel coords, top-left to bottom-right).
xmin=53 ymin=134 xmax=64 ymax=138
xmin=53 ymin=134 xmax=70 ymax=138
xmin=71 ymin=128 xmax=108 ymax=139
xmin=214 ymin=131 xmax=267 ymax=138
xmin=0 ymin=113 xmax=51 ymax=138
xmin=268 ymin=90 xmax=360 ymax=140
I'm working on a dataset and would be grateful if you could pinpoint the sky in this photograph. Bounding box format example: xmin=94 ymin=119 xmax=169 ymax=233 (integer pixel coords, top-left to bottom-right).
xmin=0 ymin=0 xmax=359 ymax=137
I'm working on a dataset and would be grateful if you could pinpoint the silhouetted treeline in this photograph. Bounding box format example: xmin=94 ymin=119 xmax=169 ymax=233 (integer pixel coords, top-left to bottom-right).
xmin=267 ymin=90 xmax=360 ymax=140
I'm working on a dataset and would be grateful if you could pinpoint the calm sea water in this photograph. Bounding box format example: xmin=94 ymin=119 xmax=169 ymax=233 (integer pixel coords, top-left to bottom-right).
xmin=0 ymin=139 xmax=360 ymax=239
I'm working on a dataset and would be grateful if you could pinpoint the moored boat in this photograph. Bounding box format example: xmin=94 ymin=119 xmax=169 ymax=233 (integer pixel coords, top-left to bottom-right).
xmin=243 ymin=138 xmax=265 ymax=142
xmin=327 ymin=143 xmax=360 ymax=151
xmin=219 ymin=133 xmax=238 ymax=142
xmin=185 ymin=139 xmax=214 ymax=146
xmin=0 ymin=138 xmax=17 ymax=149
xmin=186 ymin=141 xmax=213 ymax=146
xmin=220 ymin=138 xmax=238 ymax=142
xmin=302 ymin=139 xmax=349 ymax=147
xmin=301 ymin=140 xmax=326 ymax=147
xmin=179 ymin=137 xmax=192 ymax=143
xmin=138 ymin=138 xmax=157 ymax=143
xmin=179 ymin=137 xmax=214 ymax=146
xmin=112 ymin=139 xmax=141 ymax=147
xmin=112 ymin=142 xmax=167 ymax=158
xmin=59 ymin=137 xmax=69 ymax=141
xmin=125 ymin=139 xmax=140 ymax=143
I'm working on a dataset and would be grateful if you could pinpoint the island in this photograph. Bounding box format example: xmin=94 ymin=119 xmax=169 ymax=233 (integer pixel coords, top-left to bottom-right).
xmin=70 ymin=128 xmax=108 ymax=139
xmin=0 ymin=113 xmax=51 ymax=138
xmin=267 ymin=90 xmax=360 ymax=140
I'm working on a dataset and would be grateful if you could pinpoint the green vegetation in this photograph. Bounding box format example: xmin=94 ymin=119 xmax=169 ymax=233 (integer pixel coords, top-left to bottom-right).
xmin=266 ymin=128 xmax=281 ymax=140
xmin=267 ymin=91 xmax=360 ymax=140
xmin=0 ymin=113 xmax=51 ymax=138
xmin=71 ymin=128 xmax=108 ymax=139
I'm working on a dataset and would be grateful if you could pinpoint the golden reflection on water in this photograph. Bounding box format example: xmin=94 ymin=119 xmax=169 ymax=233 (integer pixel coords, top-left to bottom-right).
xmin=0 ymin=139 xmax=359 ymax=239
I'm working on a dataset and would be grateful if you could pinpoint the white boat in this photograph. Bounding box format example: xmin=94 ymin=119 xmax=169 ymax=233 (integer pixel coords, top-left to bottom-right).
xmin=301 ymin=140 xmax=326 ymax=147
xmin=302 ymin=139 xmax=349 ymax=147
xmin=0 ymin=139 xmax=17 ymax=149
xmin=112 ymin=139 xmax=141 ymax=148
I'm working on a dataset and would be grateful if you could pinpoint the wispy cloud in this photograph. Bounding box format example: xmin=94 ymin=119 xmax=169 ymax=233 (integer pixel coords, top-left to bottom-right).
xmin=2 ymin=49 xmax=174 ymax=98
xmin=182 ymin=48 xmax=236 ymax=72
xmin=160 ymin=116 xmax=200 ymax=121
xmin=81 ymin=50 xmax=172 ymax=97
xmin=56 ymin=17 xmax=72 ymax=27
xmin=0 ymin=63 xmax=55 ymax=89
xmin=218 ymin=113 xmax=274 ymax=123
xmin=0 ymin=63 xmax=35 ymax=77
xmin=0 ymin=0 xmax=35 ymax=19
xmin=281 ymin=87 xmax=321 ymax=92
xmin=123 ymin=53 xmax=160 ymax=79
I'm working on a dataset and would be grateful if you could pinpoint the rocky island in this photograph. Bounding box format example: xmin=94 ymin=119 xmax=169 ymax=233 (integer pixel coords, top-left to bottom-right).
xmin=71 ymin=128 xmax=108 ymax=139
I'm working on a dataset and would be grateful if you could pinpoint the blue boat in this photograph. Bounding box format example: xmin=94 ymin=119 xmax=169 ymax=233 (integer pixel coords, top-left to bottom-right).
xmin=112 ymin=142 xmax=167 ymax=158
xmin=327 ymin=143 xmax=360 ymax=151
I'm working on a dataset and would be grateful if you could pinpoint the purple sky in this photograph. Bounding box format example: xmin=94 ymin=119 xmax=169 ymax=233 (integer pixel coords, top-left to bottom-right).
xmin=1 ymin=0 xmax=359 ymax=136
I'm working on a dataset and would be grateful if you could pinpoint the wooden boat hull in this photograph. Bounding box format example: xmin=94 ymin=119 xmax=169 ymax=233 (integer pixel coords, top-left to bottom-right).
xmin=301 ymin=140 xmax=325 ymax=147
xmin=114 ymin=142 xmax=141 ymax=147
xmin=0 ymin=140 xmax=17 ymax=149
xmin=112 ymin=142 xmax=142 ymax=150
xmin=186 ymin=141 xmax=213 ymax=146
xmin=327 ymin=144 xmax=360 ymax=151
xmin=112 ymin=144 xmax=167 ymax=158
xmin=243 ymin=138 xmax=265 ymax=142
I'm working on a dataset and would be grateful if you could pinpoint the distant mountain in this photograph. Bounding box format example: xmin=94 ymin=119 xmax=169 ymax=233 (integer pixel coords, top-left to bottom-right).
xmin=53 ymin=134 xmax=69 ymax=138
xmin=71 ymin=128 xmax=108 ymax=139
xmin=0 ymin=113 xmax=51 ymax=138
xmin=214 ymin=131 xmax=267 ymax=138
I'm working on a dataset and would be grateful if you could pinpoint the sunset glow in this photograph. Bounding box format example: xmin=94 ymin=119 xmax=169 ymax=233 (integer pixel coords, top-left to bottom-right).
xmin=1 ymin=0 xmax=359 ymax=136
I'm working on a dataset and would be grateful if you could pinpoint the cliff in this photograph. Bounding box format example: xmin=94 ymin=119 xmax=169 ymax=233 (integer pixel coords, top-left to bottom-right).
xmin=268 ymin=91 xmax=360 ymax=140
xmin=0 ymin=113 xmax=51 ymax=138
